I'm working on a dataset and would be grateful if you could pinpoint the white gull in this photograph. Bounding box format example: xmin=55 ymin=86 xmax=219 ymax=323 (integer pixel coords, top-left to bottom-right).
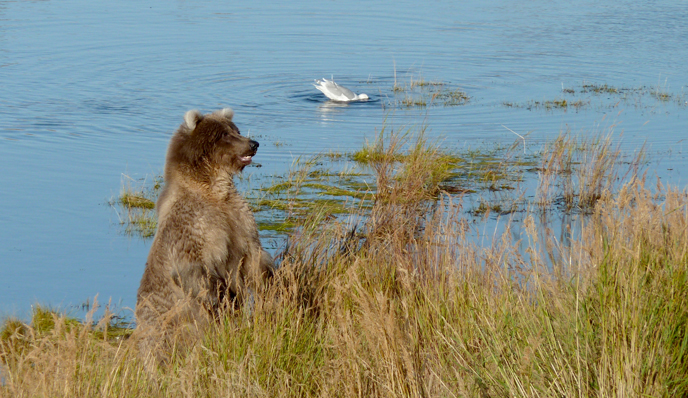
xmin=313 ymin=78 xmax=369 ymax=102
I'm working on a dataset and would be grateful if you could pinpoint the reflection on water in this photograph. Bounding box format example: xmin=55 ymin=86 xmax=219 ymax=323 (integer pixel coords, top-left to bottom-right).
xmin=317 ymin=101 xmax=351 ymax=121
xmin=0 ymin=0 xmax=686 ymax=319
xmin=315 ymin=100 xmax=379 ymax=122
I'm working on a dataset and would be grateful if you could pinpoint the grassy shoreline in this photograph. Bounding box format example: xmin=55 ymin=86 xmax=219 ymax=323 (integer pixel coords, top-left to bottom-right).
xmin=3 ymin=131 xmax=687 ymax=397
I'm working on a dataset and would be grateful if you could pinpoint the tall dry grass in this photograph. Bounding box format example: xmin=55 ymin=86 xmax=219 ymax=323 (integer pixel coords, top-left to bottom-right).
xmin=535 ymin=130 xmax=645 ymax=212
xmin=2 ymin=133 xmax=687 ymax=397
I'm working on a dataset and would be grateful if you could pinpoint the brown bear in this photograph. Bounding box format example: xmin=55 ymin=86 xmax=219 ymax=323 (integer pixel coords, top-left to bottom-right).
xmin=135 ymin=108 xmax=274 ymax=366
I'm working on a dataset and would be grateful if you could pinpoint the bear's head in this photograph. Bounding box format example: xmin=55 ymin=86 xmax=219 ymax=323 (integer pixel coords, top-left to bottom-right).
xmin=166 ymin=108 xmax=259 ymax=185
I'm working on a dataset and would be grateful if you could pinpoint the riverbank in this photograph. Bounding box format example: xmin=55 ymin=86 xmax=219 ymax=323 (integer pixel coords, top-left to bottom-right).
xmin=2 ymin=132 xmax=687 ymax=397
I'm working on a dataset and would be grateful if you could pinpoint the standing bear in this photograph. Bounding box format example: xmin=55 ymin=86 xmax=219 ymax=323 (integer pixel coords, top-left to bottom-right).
xmin=135 ymin=108 xmax=274 ymax=364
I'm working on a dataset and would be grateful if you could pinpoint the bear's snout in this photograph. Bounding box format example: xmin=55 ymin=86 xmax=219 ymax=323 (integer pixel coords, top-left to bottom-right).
xmin=249 ymin=140 xmax=259 ymax=153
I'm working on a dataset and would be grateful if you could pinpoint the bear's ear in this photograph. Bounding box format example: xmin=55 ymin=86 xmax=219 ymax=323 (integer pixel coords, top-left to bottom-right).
xmin=213 ymin=107 xmax=234 ymax=121
xmin=183 ymin=109 xmax=203 ymax=130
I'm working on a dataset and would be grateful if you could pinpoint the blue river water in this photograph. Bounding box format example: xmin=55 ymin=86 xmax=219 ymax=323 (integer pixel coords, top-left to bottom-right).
xmin=0 ymin=0 xmax=686 ymax=319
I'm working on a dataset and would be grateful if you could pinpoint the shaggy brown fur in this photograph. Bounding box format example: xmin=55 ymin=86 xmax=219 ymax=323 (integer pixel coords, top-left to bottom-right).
xmin=135 ymin=108 xmax=274 ymax=366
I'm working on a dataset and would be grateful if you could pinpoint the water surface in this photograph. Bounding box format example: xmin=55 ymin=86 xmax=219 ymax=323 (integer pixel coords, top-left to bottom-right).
xmin=1 ymin=0 xmax=686 ymax=318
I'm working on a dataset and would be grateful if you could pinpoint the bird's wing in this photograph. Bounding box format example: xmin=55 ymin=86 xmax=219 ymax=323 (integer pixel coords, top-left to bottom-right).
xmin=313 ymin=79 xmax=340 ymax=100
xmin=315 ymin=78 xmax=356 ymax=101
xmin=327 ymin=79 xmax=356 ymax=100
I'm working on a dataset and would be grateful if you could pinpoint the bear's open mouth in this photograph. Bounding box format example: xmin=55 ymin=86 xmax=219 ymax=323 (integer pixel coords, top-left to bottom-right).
xmin=240 ymin=155 xmax=253 ymax=165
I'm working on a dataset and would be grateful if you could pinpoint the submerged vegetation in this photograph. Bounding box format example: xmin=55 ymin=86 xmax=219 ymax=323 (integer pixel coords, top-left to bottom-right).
xmin=504 ymin=98 xmax=589 ymax=110
xmin=253 ymin=128 xmax=524 ymax=233
xmin=504 ymin=81 xmax=687 ymax=111
xmin=253 ymin=125 xmax=648 ymax=234
xmin=3 ymin=128 xmax=687 ymax=397
xmin=385 ymin=70 xmax=470 ymax=108
xmin=108 ymin=124 xmax=647 ymax=239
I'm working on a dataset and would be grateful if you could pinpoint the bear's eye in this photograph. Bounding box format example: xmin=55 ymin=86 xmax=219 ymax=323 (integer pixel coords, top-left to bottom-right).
xmin=220 ymin=128 xmax=239 ymax=141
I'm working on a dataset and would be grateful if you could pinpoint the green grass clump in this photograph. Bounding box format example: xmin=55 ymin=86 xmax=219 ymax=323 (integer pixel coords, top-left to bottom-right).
xmin=30 ymin=306 xmax=81 ymax=333
xmin=111 ymin=174 xmax=162 ymax=239
xmin=256 ymin=219 xmax=300 ymax=233
xmin=119 ymin=193 xmax=155 ymax=210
